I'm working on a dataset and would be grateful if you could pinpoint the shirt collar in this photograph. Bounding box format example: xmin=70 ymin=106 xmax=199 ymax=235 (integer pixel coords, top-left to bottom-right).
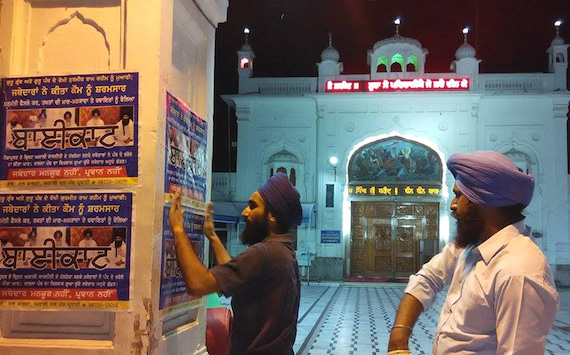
xmin=476 ymin=219 xmax=526 ymax=264
xmin=263 ymin=233 xmax=293 ymax=244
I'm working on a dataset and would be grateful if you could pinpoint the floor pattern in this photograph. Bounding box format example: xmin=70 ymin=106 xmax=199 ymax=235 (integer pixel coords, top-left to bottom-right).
xmin=295 ymin=284 xmax=570 ymax=355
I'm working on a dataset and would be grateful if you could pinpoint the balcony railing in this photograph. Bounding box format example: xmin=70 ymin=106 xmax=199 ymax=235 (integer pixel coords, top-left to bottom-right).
xmin=478 ymin=74 xmax=555 ymax=92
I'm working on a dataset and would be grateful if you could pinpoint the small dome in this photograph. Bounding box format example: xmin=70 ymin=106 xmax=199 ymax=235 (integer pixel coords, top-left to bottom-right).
xmin=241 ymin=42 xmax=252 ymax=51
xmin=321 ymin=45 xmax=340 ymax=62
xmin=552 ymin=34 xmax=565 ymax=45
xmin=455 ymin=42 xmax=476 ymax=60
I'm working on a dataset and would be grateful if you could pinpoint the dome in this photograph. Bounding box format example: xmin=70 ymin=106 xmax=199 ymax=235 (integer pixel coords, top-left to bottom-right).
xmin=455 ymin=42 xmax=476 ymax=60
xmin=372 ymin=34 xmax=423 ymax=51
xmin=241 ymin=42 xmax=252 ymax=51
xmin=552 ymin=34 xmax=565 ymax=45
xmin=321 ymin=45 xmax=340 ymax=62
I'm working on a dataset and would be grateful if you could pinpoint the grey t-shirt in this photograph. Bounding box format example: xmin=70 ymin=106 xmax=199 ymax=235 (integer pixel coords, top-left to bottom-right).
xmin=210 ymin=233 xmax=300 ymax=355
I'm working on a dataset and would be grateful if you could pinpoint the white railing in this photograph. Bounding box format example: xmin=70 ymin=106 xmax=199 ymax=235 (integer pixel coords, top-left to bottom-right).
xmin=240 ymin=73 xmax=558 ymax=95
xmin=478 ymin=74 xmax=555 ymax=92
xmin=241 ymin=77 xmax=317 ymax=95
xmin=211 ymin=173 xmax=235 ymax=200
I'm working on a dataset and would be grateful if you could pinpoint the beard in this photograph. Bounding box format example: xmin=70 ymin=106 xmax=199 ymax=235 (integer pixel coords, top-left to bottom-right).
xmin=240 ymin=210 xmax=269 ymax=246
xmin=453 ymin=204 xmax=484 ymax=249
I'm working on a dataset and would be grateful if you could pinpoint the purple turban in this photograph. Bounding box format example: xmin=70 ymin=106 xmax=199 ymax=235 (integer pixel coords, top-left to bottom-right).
xmin=258 ymin=173 xmax=303 ymax=227
xmin=447 ymin=151 xmax=534 ymax=207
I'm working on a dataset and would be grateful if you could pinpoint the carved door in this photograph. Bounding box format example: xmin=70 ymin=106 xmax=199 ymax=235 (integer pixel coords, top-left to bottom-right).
xmin=350 ymin=202 xmax=439 ymax=277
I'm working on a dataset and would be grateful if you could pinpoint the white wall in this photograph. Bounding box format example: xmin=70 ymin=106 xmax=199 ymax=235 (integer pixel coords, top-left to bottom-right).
xmin=0 ymin=0 xmax=227 ymax=353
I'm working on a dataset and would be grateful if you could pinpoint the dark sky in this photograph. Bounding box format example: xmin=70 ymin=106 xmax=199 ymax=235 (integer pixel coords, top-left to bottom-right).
xmin=213 ymin=0 xmax=570 ymax=171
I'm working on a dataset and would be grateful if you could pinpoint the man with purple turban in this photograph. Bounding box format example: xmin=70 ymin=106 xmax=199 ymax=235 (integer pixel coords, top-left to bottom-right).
xmin=169 ymin=172 xmax=302 ymax=355
xmin=388 ymin=151 xmax=559 ymax=355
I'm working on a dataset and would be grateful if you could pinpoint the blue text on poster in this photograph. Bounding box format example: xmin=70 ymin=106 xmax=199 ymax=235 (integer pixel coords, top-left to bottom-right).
xmin=1 ymin=73 xmax=139 ymax=188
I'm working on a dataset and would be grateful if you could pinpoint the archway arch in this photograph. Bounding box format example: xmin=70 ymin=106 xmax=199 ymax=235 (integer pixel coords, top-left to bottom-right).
xmin=348 ymin=136 xmax=443 ymax=184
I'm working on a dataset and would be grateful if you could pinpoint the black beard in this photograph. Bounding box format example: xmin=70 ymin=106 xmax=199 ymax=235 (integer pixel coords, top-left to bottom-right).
xmin=453 ymin=204 xmax=484 ymax=249
xmin=240 ymin=211 xmax=269 ymax=246
xmin=115 ymin=240 xmax=123 ymax=248
xmin=10 ymin=122 xmax=17 ymax=127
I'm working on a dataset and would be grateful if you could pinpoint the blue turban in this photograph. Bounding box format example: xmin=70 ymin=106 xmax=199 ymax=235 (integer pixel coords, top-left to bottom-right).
xmin=258 ymin=173 xmax=303 ymax=227
xmin=447 ymin=151 xmax=534 ymax=207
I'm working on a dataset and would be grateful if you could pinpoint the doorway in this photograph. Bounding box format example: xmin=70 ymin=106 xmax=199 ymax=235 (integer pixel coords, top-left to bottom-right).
xmin=350 ymin=202 xmax=439 ymax=278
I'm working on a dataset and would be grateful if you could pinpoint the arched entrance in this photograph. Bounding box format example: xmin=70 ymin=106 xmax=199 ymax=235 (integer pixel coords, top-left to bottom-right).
xmin=347 ymin=137 xmax=443 ymax=278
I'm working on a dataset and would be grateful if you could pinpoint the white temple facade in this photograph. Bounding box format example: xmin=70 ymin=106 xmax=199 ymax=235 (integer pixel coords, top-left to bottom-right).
xmin=214 ymin=24 xmax=570 ymax=285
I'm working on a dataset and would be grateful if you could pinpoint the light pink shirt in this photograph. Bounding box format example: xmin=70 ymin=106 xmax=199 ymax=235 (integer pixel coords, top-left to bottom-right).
xmin=405 ymin=220 xmax=559 ymax=354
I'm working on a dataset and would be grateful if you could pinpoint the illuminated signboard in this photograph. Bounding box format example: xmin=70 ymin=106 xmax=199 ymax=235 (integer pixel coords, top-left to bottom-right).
xmin=348 ymin=184 xmax=442 ymax=197
xmin=326 ymin=78 xmax=470 ymax=93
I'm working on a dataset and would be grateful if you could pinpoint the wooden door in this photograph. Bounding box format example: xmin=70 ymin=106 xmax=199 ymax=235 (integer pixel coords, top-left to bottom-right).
xmin=350 ymin=202 xmax=439 ymax=278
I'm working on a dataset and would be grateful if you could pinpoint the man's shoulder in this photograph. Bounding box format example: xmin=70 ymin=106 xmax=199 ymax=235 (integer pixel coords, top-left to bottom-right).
xmin=495 ymin=235 xmax=550 ymax=277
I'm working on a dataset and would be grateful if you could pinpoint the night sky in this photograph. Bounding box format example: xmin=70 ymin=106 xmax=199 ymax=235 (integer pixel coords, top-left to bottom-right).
xmin=213 ymin=0 xmax=570 ymax=172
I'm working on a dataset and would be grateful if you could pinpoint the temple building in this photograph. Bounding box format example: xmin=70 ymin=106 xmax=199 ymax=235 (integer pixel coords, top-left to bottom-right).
xmin=213 ymin=22 xmax=570 ymax=284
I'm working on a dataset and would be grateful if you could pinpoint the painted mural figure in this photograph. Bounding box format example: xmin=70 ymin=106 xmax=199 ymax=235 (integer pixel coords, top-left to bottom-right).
xmin=388 ymin=151 xmax=559 ymax=354
xmin=169 ymin=172 xmax=302 ymax=355
xmin=350 ymin=138 xmax=441 ymax=183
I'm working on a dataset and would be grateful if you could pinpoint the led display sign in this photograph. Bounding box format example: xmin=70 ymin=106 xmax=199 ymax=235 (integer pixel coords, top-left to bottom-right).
xmin=326 ymin=78 xmax=470 ymax=92
xmin=348 ymin=183 xmax=442 ymax=197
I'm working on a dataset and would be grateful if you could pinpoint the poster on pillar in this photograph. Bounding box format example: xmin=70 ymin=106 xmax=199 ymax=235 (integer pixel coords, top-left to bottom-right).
xmin=159 ymin=206 xmax=205 ymax=315
xmin=164 ymin=91 xmax=208 ymax=210
xmin=0 ymin=73 xmax=139 ymax=188
xmin=0 ymin=192 xmax=132 ymax=310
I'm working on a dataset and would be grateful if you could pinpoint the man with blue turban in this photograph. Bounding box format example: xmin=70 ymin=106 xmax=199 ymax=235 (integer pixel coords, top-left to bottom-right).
xmin=388 ymin=151 xmax=559 ymax=354
xmin=169 ymin=172 xmax=302 ymax=354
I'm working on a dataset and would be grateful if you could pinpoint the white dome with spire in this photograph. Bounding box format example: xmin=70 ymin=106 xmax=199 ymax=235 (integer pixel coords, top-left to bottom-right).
xmin=455 ymin=42 xmax=476 ymax=59
xmin=372 ymin=34 xmax=424 ymax=51
xmin=321 ymin=33 xmax=340 ymax=62
xmin=321 ymin=45 xmax=340 ymax=62
xmin=552 ymin=34 xmax=565 ymax=46
xmin=241 ymin=42 xmax=253 ymax=51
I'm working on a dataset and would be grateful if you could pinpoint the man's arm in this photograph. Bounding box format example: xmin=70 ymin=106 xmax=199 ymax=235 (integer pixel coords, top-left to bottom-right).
xmin=388 ymin=293 xmax=424 ymax=351
xmin=388 ymin=243 xmax=461 ymax=352
xmin=204 ymin=202 xmax=231 ymax=264
xmin=495 ymin=274 xmax=559 ymax=354
xmin=169 ymin=193 xmax=221 ymax=296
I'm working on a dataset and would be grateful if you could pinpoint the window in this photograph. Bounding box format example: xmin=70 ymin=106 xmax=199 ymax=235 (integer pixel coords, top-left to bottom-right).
xmin=377 ymin=55 xmax=388 ymax=73
xmin=267 ymin=150 xmax=301 ymax=187
xmin=407 ymin=54 xmax=418 ymax=72
xmin=326 ymin=184 xmax=334 ymax=207
xmin=391 ymin=53 xmax=404 ymax=72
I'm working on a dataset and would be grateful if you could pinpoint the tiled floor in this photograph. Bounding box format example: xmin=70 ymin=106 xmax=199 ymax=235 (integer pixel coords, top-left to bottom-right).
xmin=294 ymin=283 xmax=570 ymax=355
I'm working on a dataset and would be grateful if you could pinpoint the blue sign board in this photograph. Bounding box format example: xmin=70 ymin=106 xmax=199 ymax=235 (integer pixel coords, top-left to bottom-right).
xmin=321 ymin=230 xmax=341 ymax=244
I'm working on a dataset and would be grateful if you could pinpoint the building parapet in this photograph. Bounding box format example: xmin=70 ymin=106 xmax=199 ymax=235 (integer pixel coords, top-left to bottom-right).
xmin=478 ymin=73 xmax=555 ymax=92
xmin=239 ymin=77 xmax=317 ymax=95
xmin=238 ymin=73 xmax=562 ymax=95
xmin=212 ymin=172 xmax=236 ymax=200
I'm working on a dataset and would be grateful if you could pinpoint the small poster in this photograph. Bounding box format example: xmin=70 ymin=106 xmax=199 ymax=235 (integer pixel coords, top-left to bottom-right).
xmin=159 ymin=206 xmax=205 ymax=315
xmin=165 ymin=92 xmax=207 ymax=209
xmin=321 ymin=230 xmax=341 ymax=244
xmin=0 ymin=192 xmax=132 ymax=310
xmin=0 ymin=73 xmax=139 ymax=188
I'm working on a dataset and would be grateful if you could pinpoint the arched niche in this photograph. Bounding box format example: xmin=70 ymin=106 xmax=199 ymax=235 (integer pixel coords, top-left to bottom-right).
xmin=348 ymin=137 xmax=443 ymax=184
xmin=40 ymin=12 xmax=111 ymax=72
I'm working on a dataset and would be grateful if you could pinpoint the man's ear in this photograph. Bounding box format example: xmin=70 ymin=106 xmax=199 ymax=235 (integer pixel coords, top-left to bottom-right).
xmin=268 ymin=211 xmax=277 ymax=223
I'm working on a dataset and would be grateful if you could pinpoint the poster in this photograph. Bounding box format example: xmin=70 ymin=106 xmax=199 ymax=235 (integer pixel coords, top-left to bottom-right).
xmin=0 ymin=73 xmax=139 ymax=188
xmin=165 ymin=92 xmax=207 ymax=210
xmin=159 ymin=206 xmax=204 ymax=315
xmin=0 ymin=192 xmax=132 ymax=310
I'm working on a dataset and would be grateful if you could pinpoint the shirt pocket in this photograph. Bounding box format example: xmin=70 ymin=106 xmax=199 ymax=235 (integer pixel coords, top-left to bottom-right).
xmin=454 ymin=275 xmax=496 ymax=334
